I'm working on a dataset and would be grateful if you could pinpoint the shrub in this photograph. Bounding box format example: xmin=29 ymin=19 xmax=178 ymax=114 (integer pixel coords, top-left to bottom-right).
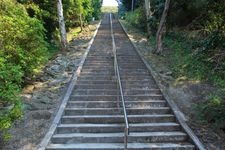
xmin=0 ymin=0 xmax=48 ymax=139
xmin=125 ymin=7 xmax=146 ymax=29
xmin=195 ymin=95 xmax=225 ymax=129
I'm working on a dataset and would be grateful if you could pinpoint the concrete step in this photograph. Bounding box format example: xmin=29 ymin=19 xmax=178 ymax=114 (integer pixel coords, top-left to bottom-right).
xmin=57 ymin=122 xmax=180 ymax=134
xmin=124 ymin=89 xmax=161 ymax=95
xmin=84 ymin=61 xmax=113 ymax=64
xmin=61 ymin=114 xmax=175 ymax=124
xmin=76 ymin=80 xmax=115 ymax=84
xmin=121 ymin=80 xmax=155 ymax=84
xmin=72 ymin=89 xmax=117 ymax=95
xmin=66 ymin=101 xmax=118 ymax=108
xmin=51 ymin=132 xmax=187 ymax=144
xmin=119 ymin=69 xmax=148 ymax=72
xmin=51 ymin=133 xmax=124 ymax=143
xmin=81 ymin=71 xmax=114 ymax=75
xmin=70 ymin=95 xmax=118 ymax=101
xmin=72 ymin=89 xmax=161 ymax=96
xmin=81 ymin=69 xmax=114 ymax=72
xmin=67 ymin=95 xmax=166 ymax=102
xmin=120 ymin=76 xmax=153 ymax=81
xmin=78 ymin=76 xmax=114 ymax=80
xmin=66 ymin=100 xmax=167 ymax=108
xmin=122 ymin=83 xmax=158 ymax=89
xmin=57 ymin=124 xmax=124 ymax=134
xmin=64 ymin=107 xmax=171 ymax=115
xmin=46 ymin=143 xmax=195 ymax=150
xmin=64 ymin=108 xmax=121 ymax=115
xmin=81 ymin=66 xmax=114 ymax=70
xmin=124 ymin=95 xmax=165 ymax=101
xmin=128 ymin=132 xmax=188 ymax=143
xmin=119 ymin=71 xmax=150 ymax=75
xmin=74 ymin=84 xmax=117 ymax=89
xmin=125 ymin=95 xmax=164 ymax=100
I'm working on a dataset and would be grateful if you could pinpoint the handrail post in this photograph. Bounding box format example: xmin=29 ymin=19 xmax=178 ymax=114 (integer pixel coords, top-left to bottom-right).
xmin=124 ymin=128 xmax=128 ymax=149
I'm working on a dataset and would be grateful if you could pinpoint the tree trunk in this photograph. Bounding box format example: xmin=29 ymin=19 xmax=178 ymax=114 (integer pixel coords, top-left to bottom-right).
xmin=57 ymin=0 xmax=67 ymax=51
xmin=79 ymin=14 xmax=83 ymax=31
xmin=154 ymin=0 xmax=170 ymax=54
xmin=132 ymin=0 xmax=134 ymax=11
xmin=144 ymin=0 xmax=152 ymax=36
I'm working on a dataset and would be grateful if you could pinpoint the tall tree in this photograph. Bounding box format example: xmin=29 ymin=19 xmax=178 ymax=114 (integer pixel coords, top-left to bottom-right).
xmin=153 ymin=0 xmax=170 ymax=54
xmin=57 ymin=0 xmax=67 ymax=51
xmin=144 ymin=0 xmax=153 ymax=36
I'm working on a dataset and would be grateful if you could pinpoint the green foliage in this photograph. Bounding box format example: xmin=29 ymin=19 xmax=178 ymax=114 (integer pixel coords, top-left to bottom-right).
xmin=163 ymin=31 xmax=225 ymax=88
xmin=18 ymin=0 xmax=102 ymax=40
xmin=92 ymin=0 xmax=102 ymax=20
xmin=0 ymin=0 xmax=48 ymax=139
xmin=194 ymin=95 xmax=225 ymax=129
xmin=125 ymin=7 xmax=146 ymax=29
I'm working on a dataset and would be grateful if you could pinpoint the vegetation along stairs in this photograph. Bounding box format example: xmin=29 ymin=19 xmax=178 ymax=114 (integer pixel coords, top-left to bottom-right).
xmin=38 ymin=13 xmax=205 ymax=150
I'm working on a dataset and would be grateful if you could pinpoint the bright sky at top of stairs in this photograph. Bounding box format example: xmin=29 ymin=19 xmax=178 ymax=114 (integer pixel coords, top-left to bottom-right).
xmin=102 ymin=0 xmax=119 ymax=6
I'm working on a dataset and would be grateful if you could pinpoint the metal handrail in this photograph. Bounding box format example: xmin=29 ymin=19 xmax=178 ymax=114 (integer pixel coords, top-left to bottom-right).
xmin=109 ymin=13 xmax=129 ymax=149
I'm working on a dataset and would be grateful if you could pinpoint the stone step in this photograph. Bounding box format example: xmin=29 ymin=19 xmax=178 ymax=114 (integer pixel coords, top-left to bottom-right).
xmin=84 ymin=61 xmax=113 ymax=64
xmin=51 ymin=132 xmax=187 ymax=144
xmin=122 ymin=83 xmax=158 ymax=89
xmin=74 ymin=84 xmax=117 ymax=89
xmin=70 ymin=95 xmax=165 ymax=101
xmin=56 ymin=123 xmax=180 ymax=134
xmin=128 ymin=132 xmax=188 ymax=143
xmin=72 ymin=89 xmax=161 ymax=96
xmin=120 ymin=76 xmax=153 ymax=81
xmin=80 ymin=72 xmax=114 ymax=76
xmin=66 ymin=100 xmax=167 ymax=108
xmin=70 ymin=95 xmax=118 ymax=101
xmin=119 ymin=69 xmax=148 ymax=72
xmin=72 ymin=89 xmax=117 ymax=95
xmin=124 ymin=89 xmax=161 ymax=95
xmin=72 ymin=92 xmax=164 ymax=100
xmin=47 ymin=143 xmax=195 ymax=150
xmin=64 ymin=107 xmax=171 ymax=115
xmin=81 ymin=66 xmax=114 ymax=70
xmin=61 ymin=114 xmax=175 ymax=124
xmin=78 ymin=76 xmax=114 ymax=80
xmin=76 ymin=80 xmax=115 ymax=85
xmin=119 ymin=71 xmax=150 ymax=75
xmin=56 ymin=124 xmax=124 ymax=134
xmin=81 ymin=69 xmax=114 ymax=72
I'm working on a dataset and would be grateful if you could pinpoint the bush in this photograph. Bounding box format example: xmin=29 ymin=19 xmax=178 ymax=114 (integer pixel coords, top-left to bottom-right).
xmin=0 ymin=0 xmax=48 ymax=139
xmin=125 ymin=7 xmax=146 ymax=29
xmin=195 ymin=95 xmax=225 ymax=129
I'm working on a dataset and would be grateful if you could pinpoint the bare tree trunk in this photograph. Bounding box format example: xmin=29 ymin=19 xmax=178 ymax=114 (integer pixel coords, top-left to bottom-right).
xmin=132 ymin=0 xmax=134 ymax=11
xmin=144 ymin=0 xmax=152 ymax=36
xmin=79 ymin=14 xmax=83 ymax=31
xmin=57 ymin=0 xmax=67 ymax=51
xmin=153 ymin=0 xmax=170 ymax=54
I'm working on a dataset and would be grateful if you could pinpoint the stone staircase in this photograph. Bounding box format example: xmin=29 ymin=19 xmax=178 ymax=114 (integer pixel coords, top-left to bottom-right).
xmin=43 ymin=13 xmax=199 ymax=150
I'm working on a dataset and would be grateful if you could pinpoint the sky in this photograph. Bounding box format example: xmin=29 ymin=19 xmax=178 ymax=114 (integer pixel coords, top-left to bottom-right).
xmin=102 ymin=0 xmax=119 ymax=6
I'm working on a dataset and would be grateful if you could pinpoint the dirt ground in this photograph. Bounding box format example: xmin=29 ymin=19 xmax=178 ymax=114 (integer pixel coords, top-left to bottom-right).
xmin=1 ymin=22 xmax=99 ymax=150
xmin=120 ymin=20 xmax=225 ymax=150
